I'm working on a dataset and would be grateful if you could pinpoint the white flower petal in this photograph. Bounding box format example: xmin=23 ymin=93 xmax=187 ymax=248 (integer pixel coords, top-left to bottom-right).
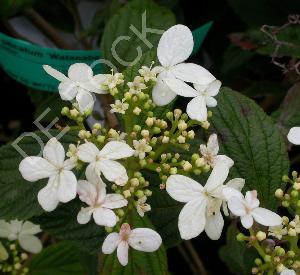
xmin=19 ymin=157 xmax=55 ymax=182
xmin=21 ymin=222 xmax=41 ymax=235
xmin=280 ymin=269 xmax=296 ymax=275
xmin=102 ymin=232 xmax=120 ymax=254
xmin=178 ymin=198 xmax=207 ymax=240
xmin=93 ymin=207 xmax=117 ymax=227
xmin=171 ymin=63 xmax=215 ymax=85
xmin=245 ymin=191 xmax=260 ymax=209
xmin=205 ymin=163 xmax=229 ymax=193
xmin=99 ymin=141 xmax=135 ymax=160
xmin=43 ymin=65 xmax=68 ymax=82
xmin=63 ymin=158 xmax=76 ymax=170
xmin=204 ymin=212 xmax=224 ymax=240
xmin=85 ymin=74 xmax=110 ymax=94
xmin=207 ymin=134 xmax=219 ymax=156
xmin=68 ymin=63 xmax=93 ymax=82
xmin=43 ymin=138 xmax=65 ymax=167
xmin=76 ymin=89 xmax=95 ymax=113
xmin=205 ymin=96 xmax=217 ymax=107
xmin=222 ymin=186 xmax=244 ymax=201
xmin=129 ymin=228 xmax=162 ymax=252
xmin=0 ymin=221 xmax=11 ymax=238
xmin=102 ymin=194 xmax=128 ymax=209
xmin=18 ymin=234 xmax=42 ymax=254
xmin=165 ymin=78 xmax=199 ymax=97
xmin=207 ymin=80 xmax=221 ymax=96
xmin=157 ymin=24 xmax=193 ymax=67
xmin=77 ymin=142 xmax=99 ymax=163
xmin=37 ymin=183 xmax=59 ymax=212
xmin=252 ymin=208 xmax=282 ymax=227
xmin=77 ymin=180 xmax=97 ymax=205
xmin=152 ymin=75 xmax=177 ymax=106
xmin=98 ymin=159 xmax=128 ymax=185
xmin=58 ymin=81 xmax=77 ymax=100
xmin=226 ymin=178 xmax=245 ymax=191
xmin=186 ymin=96 xmax=207 ymax=121
xmin=77 ymin=207 xmax=93 ymax=224
xmin=241 ymin=214 xmax=254 ymax=229
xmin=214 ymin=155 xmax=234 ymax=168
xmin=117 ymin=241 xmax=129 ymax=266
xmin=227 ymin=195 xmax=247 ymax=216
xmin=57 ymin=170 xmax=77 ymax=203
xmin=287 ymin=127 xmax=300 ymax=145
xmin=166 ymin=175 xmax=204 ymax=203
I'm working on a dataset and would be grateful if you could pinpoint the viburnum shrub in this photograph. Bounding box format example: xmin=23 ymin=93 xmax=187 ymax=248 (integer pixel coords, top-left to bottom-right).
xmin=0 ymin=24 xmax=299 ymax=275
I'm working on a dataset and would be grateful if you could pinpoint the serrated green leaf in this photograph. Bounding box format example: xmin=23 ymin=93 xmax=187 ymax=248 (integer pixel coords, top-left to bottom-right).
xmin=33 ymin=200 xmax=105 ymax=253
xmin=101 ymin=0 xmax=176 ymax=71
xmin=100 ymin=211 xmax=168 ymax=275
xmin=0 ymin=130 xmax=78 ymax=220
xmin=219 ymin=225 xmax=258 ymax=275
xmin=28 ymin=242 xmax=85 ymax=275
xmin=210 ymin=88 xmax=289 ymax=209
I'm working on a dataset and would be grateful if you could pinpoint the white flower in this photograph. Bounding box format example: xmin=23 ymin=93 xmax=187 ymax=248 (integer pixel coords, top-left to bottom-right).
xmin=103 ymin=72 xmax=124 ymax=90
xmin=77 ymin=141 xmax=134 ymax=186
xmin=0 ymin=220 xmax=42 ymax=254
xmin=152 ymin=24 xmax=216 ymax=108
xmin=280 ymin=269 xmax=296 ymax=275
xmin=0 ymin=241 xmax=8 ymax=261
xmin=19 ymin=138 xmax=77 ymax=211
xmin=287 ymin=127 xmax=300 ymax=145
xmin=102 ymin=223 xmax=162 ymax=266
xmin=139 ymin=66 xmax=157 ymax=82
xmin=127 ymin=76 xmax=147 ymax=94
xmin=268 ymin=224 xmax=287 ymax=240
xmin=200 ymin=134 xmax=234 ymax=168
xmin=133 ymin=139 xmax=152 ymax=159
xmin=136 ymin=196 xmax=151 ymax=217
xmin=110 ymin=99 xmax=129 ymax=114
xmin=43 ymin=63 xmax=108 ymax=113
xmin=107 ymin=131 xmax=127 ymax=143
xmin=224 ymin=189 xmax=282 ymax=229
xmin=77 ymin=170 xmax=127 ymax=227
xmin=166 ymin=163 xmax=244 ymax=240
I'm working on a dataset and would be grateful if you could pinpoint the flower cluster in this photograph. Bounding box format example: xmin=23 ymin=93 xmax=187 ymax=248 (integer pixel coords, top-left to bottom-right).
xmin=15 ymin=23 xmax=292 ymax=270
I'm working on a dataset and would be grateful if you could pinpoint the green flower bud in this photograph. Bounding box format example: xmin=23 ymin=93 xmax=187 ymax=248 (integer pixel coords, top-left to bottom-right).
xmin=61 ymin=106 xmax=70 ymax=115
xmin=282 ymin=175 xmax=290 ymax=182
xmin=97 ymin=135 xmax=105 ymax=143
xmin=254 ymin=258 xmax=262 ymax=266
xmin=264 ymin=255 xmax=271 ymax=262
xmin=275 ymin=189 xmax=284 ymax=199
xmin=135 ymin=190 xmax=144 ymax=198
xmin=105 ymin=227 xmax=113 ymax=233
xmin=291 ymin=190 xmax=298 ymax=198
xmin=236 ymin=233 xmax=246 ymax=242
xmin=133 ymin=125 xmax=141 ymax=132
xmin=166 ymin=112 xmax=173 ymax=120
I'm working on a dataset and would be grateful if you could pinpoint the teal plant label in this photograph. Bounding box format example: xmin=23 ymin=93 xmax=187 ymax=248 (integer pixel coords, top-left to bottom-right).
xmin=0 ymin=21 xmax=212 ymax=92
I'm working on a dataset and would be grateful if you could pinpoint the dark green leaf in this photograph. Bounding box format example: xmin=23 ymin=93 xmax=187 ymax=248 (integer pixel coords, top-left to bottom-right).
xmin=33 ymin=200 xmax=105 ymax=253
xmin=28 ymin=242 xmax=85 ymax=275
xmin=0 ymin=130 xmax=78 ymax=220
xmin=101 ymin=0 xmax=175 ymax=71
xmin=210 ymin=88 xmax=289 ymax=209
xmin=219 ymin=225 xmax=258 ymax=275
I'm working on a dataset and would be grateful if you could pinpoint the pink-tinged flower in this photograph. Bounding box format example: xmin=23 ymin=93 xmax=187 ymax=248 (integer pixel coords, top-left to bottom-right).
xmin=102 ymin=223 xmax=162 ymax=266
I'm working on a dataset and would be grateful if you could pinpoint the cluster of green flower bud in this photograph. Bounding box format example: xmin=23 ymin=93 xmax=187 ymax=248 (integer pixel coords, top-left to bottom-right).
xmin=276 ymin=172 xmax=300 ymax=212
xmin=61 ymin=103 xmax=92 ymax=125
xmin=0 ymin=242 xmax=29 ymax=275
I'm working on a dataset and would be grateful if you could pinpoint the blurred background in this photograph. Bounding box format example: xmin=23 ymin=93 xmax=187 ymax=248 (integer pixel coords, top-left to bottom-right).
xmin=0 ymin=0 xmax=299 ymax=274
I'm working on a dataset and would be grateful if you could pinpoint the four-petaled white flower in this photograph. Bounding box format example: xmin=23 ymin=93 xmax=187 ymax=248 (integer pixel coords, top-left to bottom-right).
xmin=77 ymin=170 xmax=127 ymax=227
xmin=166 ymin=163 xmax=244 ymax=240
xmin=0 ymin=220 xmax=42 ymax=254
xmin=19 ymin=138 xmax=77 ymax=211
xmin=127 ymin=76 xmax=147 ymax=95
xmin=152 ymin=24 xmax=216 ymax=110
xmin=102 ymin=223 xmax=162 ymax=266
xmin=133 ymin=139 xmax=152 ymax=159
xmin=136 ymin=196 xmax=151 ymax=217
xmin=287 ymin=127 xmax=300 ymax=145
xmin=268 ymin=224 xmax=287 ymax=240
xmin=110 ymin=99 xmax=129 ymax=114
xmin=200 ymin=134 xmax=234 ymax=168
xmin=43 ymin=63 xmax=108 ymax=113
xmin=77 ymin=141 xmax=134 ymax=186
xmin=223 ymin=189 xmax=282 ymax=229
